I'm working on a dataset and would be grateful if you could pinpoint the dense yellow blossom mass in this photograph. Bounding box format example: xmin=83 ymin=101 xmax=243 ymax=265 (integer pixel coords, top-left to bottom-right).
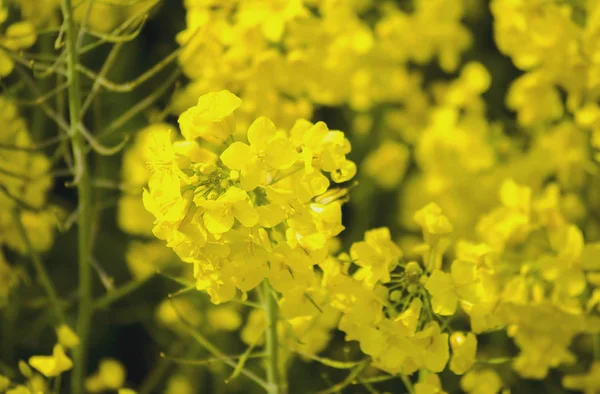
xmin=1 ymin=0 xmax=600 ymax=393
xmin=143 ymin=90 xmax=355 ymax=303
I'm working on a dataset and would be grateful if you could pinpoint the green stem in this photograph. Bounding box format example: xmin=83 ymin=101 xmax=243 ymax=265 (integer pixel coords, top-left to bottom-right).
xmin=52 ymin=373 xmax=62 ymax=394
xmin=61 ymin=1 xmax=92 ymax=392
xmin=319 ymin=359 xmax=370 ymax=394
xmin=31 ymin=35 xmax=53 ymax=141
xmin=13 ymin=209 xmax=66 ymax=324
xmin=400 ymin=373 xmax=415 ymax=394
xmin=92 ymin=274 xmax=155 ymax=310
xmin=138 ymin=342 xmax=186 ymax=394
xmin=180 ymin=322 xmax=269 ymax=390
xmin=263 ymin=280 xmax=283 ymax=394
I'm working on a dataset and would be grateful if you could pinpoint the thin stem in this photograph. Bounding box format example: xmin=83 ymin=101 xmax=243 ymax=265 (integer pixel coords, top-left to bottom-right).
xmin=96 ymin=68 xmax=180 ymax=139
xmin=11 ymin=82 xmax=71 ymax=107
xmin=354 ymin=375 xmax=396 ymax=385
xmin=318 ymin=359 xmax=371 ymax=394
xmin=11 ymin=65 xmax=74 ymax=172
xmin=75 ymin=47 xmax=180 ymax=92
xmin=263 ymin=280 xmax=283 ymax=394
xmin=138 ymin=342 xmax=186 ymax=394
xmin=0 ymin=134 xmax=67 ymax=152
xmin=80 ymin=43 xmax=123 ymax=116
xmin=92 ymin=274 xmax=156 ymax=310
xmin=13 ymin=210 xmax=66 ymax=324
xmin=62 ymin=0 xmax=93 ymax=392
xmin=13 ymin=65 xmax=71 ymax=134
xmin=162 ymin=352 xmax=268 ymax=367
xmin=356 ymin=377 xmax=379 ymax=394
xmin=52 ymin=373 xmax=63 ymax=394
xmin=174 ymin=307 xmax=269 ymax=391
xmin=400 ymin=374 xmax=415 ymax=394
xmin=291 ymin=351 xmax=363 ymax=369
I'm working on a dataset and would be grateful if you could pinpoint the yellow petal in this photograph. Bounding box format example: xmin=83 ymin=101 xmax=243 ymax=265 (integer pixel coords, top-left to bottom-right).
xmin=582 ymin=243 xmax=600 ymax=271
xmin=0 ymin=50 xmax=14 ymax=77
xmin=203 ymin=209 xmax=234 ymax=234
xmin=118 ymin=390 xmax=137 ymax=394
xmin=232 ymin=200 xmax=259 ymax=228
xmin=195 ymin=90 xmax=242 ymax=122
xmin=247 ymin=116 xmax=276 ymax=150
xmin=421 ymin=323 xmax=449 ymax=373
xmin=240 ymin=160 xmax=264 ymax=191
xmin=257 ymin=204 xmax=287 ymax=228
xmin=461 ymin=368 xmax=503 ymax=394
xmin=4 ymin=22 xmax=37 ymax=50
xmin=207 ymin=306 xmax=242 ymax=331
xmin=415 ymin=374 xmax=444 ymax=394
xmin=220 ymin=142 xmax=253 ymax=170
xmin=6 ymin=386 xmax=31 ymax=394
xmin=56 ymin=324 xmax=80 ymax=348
xmin=85 ymin=373 xmax=105 ymax=393
xmin=99 ymin=359 xmax=126 ymax=389
xmin=425 ymin=270 xmax=458 ymax=316
xmin=462 ymin=62 xmax=491 ymax=93
xmin=221 ymin=186 xmax=248 ymax=203
xmin=396 ymin=298 xmax=422 ymax=335
xmin=29 ymin=345 xmax=73 ymax=377
xmin=262 ymin=17 xmax=285 ymax=42
xmin=331 ymin=160 xmax=357 ymax=183
xmin=265 ymin=136 xmax=297 ymax=169
xmin=449 ymin=332 xmax=477 ymax=375
xmin=0 ymin=375 xmax=10 ymax=391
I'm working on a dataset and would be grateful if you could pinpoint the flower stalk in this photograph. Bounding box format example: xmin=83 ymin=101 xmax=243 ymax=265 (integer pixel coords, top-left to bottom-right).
xmin=61 ymin=0 xmax=93 ymax=392
xmin=263 ymin=280 xmax=283 ymax=394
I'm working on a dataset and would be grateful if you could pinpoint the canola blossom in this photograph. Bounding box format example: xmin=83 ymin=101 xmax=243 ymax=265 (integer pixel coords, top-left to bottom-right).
xmin=142 ymin=90 xmax=355 ymax=304
xmin=1 ymin=0 xmax=600 ymax=393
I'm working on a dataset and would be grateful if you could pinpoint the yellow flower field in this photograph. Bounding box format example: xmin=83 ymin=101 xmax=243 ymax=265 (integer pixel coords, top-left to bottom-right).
xmin=1 ymin=1 xmax=599 ymax=393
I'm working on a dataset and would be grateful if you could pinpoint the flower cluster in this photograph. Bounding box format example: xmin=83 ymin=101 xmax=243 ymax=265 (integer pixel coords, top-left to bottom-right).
xmin=143 ymin=90 xmax=355 ymax=304
xmin=0 ymin=6 xmax=36 ymax=78
xmin=5 ymin=0 xmax=600 ymax=392
xmin=0 ymin=96 xmax=56 ymax=306
xmin=492 ymin=0 xmax=600 ymax=160
xmin=315 ymin=188 xmax=598 ymax=389
xmin=469 ymin=180 xmax=600 ymax=379
xmin=119 ymin=1 xmax=600 ymax=392
xmin=9 ymin=0 xmax=156 ymax=31
xmin=10 ymin=0 xmax=61 ymax=26
xmin=137 ymin=86 xmax=593 ymax=393
xmin=1 ymin=325 xmax=78 ymax=393
xmin=138 ymin=72 xmax=600 ymax=392
xmin=117 ymin=116 xmax=247 ymax=350
xmin=71 ymin=0 xmax=157 ymax=32
xmin=173 ymin=0 xmax=472 ymax=130
xmin=0 ymin=96 xmax=55 ymax=251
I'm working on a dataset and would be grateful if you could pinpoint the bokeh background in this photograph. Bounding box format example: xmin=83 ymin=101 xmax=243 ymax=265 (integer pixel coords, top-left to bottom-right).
xmin=2 ymin=0 xmax=599 ymax=393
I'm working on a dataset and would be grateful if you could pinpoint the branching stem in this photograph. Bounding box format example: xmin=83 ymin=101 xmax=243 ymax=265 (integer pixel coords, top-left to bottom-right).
xmin=61 ymin=0 xmax=93 ymax=392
